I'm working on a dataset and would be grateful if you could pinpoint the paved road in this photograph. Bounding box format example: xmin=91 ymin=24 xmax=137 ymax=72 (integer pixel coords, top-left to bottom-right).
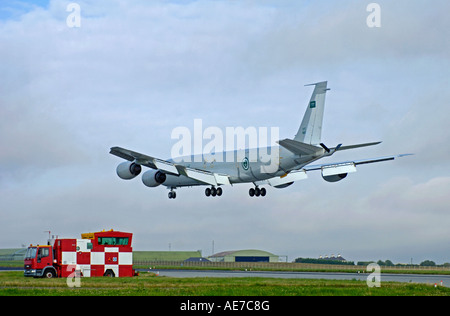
xmin=144 ymin=269 xmax=450 ymax=287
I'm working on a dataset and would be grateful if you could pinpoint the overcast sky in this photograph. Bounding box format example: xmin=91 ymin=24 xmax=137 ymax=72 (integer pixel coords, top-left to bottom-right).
xmin=1 ymin=0 xmax=449 ymax=264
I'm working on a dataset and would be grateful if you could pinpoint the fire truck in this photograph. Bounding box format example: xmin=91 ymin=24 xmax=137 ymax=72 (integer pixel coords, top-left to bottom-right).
xmin=24 ymin=229 xmax=136 ymax=278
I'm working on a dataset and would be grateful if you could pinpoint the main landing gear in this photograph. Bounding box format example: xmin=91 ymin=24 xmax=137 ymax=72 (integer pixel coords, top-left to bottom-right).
xmin=249 ymin=186 xmax=266 ymax=197
xmin=205 ymin=186 xmax=222 ymax=197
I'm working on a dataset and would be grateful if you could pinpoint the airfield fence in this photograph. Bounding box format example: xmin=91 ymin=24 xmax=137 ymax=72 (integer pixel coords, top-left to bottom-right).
xmin=2 ymin=256 xmax=449 ymax=272
xmin=133 ymin=260 xmax=450 ymax=272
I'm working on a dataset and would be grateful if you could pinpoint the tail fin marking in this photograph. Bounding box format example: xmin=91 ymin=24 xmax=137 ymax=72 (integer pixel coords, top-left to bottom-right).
xmin=294 ymin=81 xmax=329 ymax=145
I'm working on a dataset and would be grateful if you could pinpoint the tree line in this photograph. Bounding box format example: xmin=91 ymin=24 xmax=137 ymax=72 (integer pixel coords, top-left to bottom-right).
xmin=294 ymin=257 xmax=450 ymax=267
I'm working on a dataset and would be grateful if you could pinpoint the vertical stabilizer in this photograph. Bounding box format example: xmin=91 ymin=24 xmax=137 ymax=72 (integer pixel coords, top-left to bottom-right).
xmin=294 ymin=81 xmax=329 ymax=145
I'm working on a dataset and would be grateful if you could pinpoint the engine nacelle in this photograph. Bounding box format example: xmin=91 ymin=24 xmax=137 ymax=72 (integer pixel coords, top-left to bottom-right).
xmin=142 ymin=169 xmax=167 ymax=187
xmin=273 ymin=182 xmax=294 ymax=189
xmin=116 ymin=161 xmax=142 ymax=180
xmin=321 ymin=163 xmax=356 ymax=183
xmin=322 ymin=173 xmax=348 ymax=182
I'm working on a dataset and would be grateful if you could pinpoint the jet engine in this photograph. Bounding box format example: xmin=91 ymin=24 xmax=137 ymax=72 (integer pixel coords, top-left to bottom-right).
xmin=116 ymin=161 xmax=142 ymax=180
xmin=322 ymin=173 xmax=348 ymax=182
xmin=321 ymin=163 xmax=356 ymax=182
xmin=273 ymin=182 xmax=294 ymax=189
xmin=142 ymin=169 xmax=167 ymax=187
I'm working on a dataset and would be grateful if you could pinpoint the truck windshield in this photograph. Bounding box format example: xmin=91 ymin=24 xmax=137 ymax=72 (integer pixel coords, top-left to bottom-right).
xmin=25 ymin=247 xmax=37 ymax=259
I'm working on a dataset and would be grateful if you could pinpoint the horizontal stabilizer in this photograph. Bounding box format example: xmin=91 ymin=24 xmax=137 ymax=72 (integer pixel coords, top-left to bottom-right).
xmin=277 ymin=138 xmax=322 ymax=156
xmin=335 ymin=141 xmax=382 ymax=151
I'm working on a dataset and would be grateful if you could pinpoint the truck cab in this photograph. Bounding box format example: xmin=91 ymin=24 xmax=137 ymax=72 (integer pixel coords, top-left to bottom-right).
xmin=24 ymin=245 xmax=57 ymax=278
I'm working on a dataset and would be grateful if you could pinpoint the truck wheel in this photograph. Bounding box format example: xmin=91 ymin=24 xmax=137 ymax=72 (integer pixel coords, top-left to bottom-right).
xmin=104 ymin=269 xmax=115 ymax=277
xmin=43 ymin=269 xmax=56 ymax=278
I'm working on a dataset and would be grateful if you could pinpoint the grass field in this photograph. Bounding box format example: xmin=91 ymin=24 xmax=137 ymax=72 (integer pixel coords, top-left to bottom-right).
xmin=1 ymin=271 xmax=449 ymax=296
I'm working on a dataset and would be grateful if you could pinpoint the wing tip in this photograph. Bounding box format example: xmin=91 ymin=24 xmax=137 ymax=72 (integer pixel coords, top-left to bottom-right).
xmin=397 ymin=153 xmax=414 ymax=158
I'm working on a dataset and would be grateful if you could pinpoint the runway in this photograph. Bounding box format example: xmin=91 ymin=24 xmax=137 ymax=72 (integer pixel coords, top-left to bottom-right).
xmin=3 ymin=267 xmax=448 ymax=287
xmin=145 ymin=269 xmax=450 ymax=287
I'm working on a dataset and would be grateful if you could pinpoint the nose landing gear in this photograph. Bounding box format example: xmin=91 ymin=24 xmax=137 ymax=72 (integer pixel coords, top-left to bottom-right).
xmin=249 ymin=186 xmax=266 ymax=197
xmin=168 ymin=189 xmax=177 ymax=199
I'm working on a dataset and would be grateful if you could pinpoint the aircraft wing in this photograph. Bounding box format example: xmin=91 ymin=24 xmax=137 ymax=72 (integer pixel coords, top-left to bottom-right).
xmin=303 ymin=154 xmax=412 ymax=172
xmin=264 ymin=154 xmax=412 ymax=188
xmin=109 ymin=146 xmax=230 ymax=186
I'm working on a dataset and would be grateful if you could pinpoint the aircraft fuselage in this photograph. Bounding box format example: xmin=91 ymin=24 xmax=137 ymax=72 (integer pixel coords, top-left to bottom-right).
xmin=163 ymin=146 xmax=323 ymax=187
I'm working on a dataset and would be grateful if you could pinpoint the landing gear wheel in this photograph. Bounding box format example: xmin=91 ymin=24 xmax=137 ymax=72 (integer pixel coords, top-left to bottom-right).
xmin=206 ymin=186 xmax=222 ymax=197
xmin=260 ymin=187 xmax=266 ymax=196
xmin=249 ymin=187 xmax=266 ymax=197
xmin=168 ymin=191 xmax=176 ymax=199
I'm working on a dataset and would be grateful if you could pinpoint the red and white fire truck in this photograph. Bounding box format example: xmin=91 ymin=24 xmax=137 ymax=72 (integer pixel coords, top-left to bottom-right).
xmin=24 ymin=229 xmax=136 ymax=278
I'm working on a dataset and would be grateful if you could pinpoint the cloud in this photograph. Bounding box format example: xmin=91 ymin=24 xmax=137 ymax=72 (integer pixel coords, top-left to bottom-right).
xmin=242 ymin=0 xmax=450 ymax=69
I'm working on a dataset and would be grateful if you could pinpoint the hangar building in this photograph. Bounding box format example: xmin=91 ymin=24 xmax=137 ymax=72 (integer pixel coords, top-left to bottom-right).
xmin=209 ymin=250 xmax=279 ymax=263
